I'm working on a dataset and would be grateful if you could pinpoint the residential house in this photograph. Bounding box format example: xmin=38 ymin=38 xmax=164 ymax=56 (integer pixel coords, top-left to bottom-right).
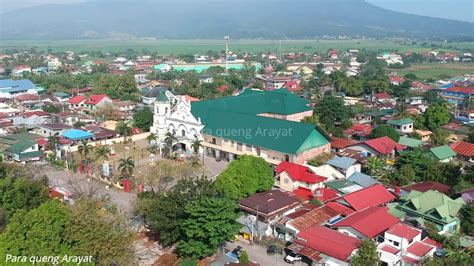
xmin=325 ymin=156 xmax=361 ymax=178
xmin=397 ymin=190 xmax=465 ymax=234
xmin=51 ymin=112 xmax=81 ymax=126
xmin=281 ymin=205 xmax=339 ymax=239
xmin=373 ymin=92 xmax=395 ymax=104
xmin=387 ymin=118 xmax=414 ymax=134
xmin=36 ymin=123 xmax=72 ymax=137
xmin=68 ymin=95 xmax=87 ymax=109
xmin=325 ymin=179 xmax=364 ymax=195
xmin=402 ymin=181 xmax=451 ymax=196
xmin=398 ymin=136 xmax=423 ymax=149
xmin=460 ymin=187 xmax=474 ymax=203
xmin=330 ymin=137 xmax=358 ymax=153
xmin=238 ymin=190 xmax=302 ymax=237
xmin=347 ymin=172 xmax=380 ymax=188
xmin=332 ymin=206 xmax=400 ymax=240
xmin=429 ymin=145 xmax=456 ymax=162
xmin=274 ymin=161 xmax=326 ymax=199
xmin=349 ymin=136 xmax=406 ymax=157
xmin=198 ymin=75 xmax=213 ymax=84
xmin=439 ymin=87 xmax=474 ymax=106
xmin=450 ymin=141 xmax=474 ymax=161
xmin=415 ymin=129 xmax=433 ymax=142
xmin=378 ymin=223 xmax=441 ymax=266
xmin=12 ymin=111 xmax=50 ymax=129
xmin=389 ymin=76 xmax=405 ymax=85
xmin=287 ymin=225 xmax=361 ymax=266
xmin=11 ymin=65 xmax=31 ymax=77
xmin=52 ymin=92 xmax=71 ymax=103
xmin=283 ymin=81 xmax=303 ymax=93
xmin=0 ymin=132 xmax=43 ymax=163
xmin=328 ymin=184 xmax=396 ymax=213
xmin=83 ymin=94 xmax=112 ymax=111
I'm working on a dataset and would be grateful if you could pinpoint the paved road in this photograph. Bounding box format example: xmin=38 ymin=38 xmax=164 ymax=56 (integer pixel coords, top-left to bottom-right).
xmin=226 ymin=241 xmax=308 ymax=266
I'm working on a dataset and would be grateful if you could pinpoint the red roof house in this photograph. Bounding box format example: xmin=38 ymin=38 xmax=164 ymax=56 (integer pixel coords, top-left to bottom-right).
xmin=402 ymin=181 xmax=452 ymax=196
xmin=389 ymin=76 xmax=405 ymax=85
xmin=386 ymin=223 xmax=421 ymax=243
xmin=352 ymin=136 xmax=406 ymax=156
xmin=84 ymin=94 xmax=110 ymax=105
xmin=332 ymin=206 xmax=400 ymax=239
xmin=450 ymin=141 xmax=474 ymax=159
xmin=275 ymin=162 xmax=326 ymax=197
xmin=68 ymin=95 xmax=86 ymax=105
xmin=290 ymin=225 xmax=361 ymax=263
xmin=283 ymin=81 xmax=303 ymax=92
xmin=374 ymin=92 xmax=392 ymax=101
xmin=330 ymin=184 xmax=395 ymax=212
xmin=330 ymin=137 xmax=358 ymax=150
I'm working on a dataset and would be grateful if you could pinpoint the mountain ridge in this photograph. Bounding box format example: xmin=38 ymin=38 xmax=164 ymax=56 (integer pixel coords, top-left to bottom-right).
xmin=1 ymin=0 xmax=472 ymax=40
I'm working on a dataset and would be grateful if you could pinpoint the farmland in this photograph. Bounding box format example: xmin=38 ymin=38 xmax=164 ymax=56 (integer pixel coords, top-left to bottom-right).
xmin=1 ymin=39 xmax=473 ymax=55
xmin=393 ymin=63 xmax=474 ymax=80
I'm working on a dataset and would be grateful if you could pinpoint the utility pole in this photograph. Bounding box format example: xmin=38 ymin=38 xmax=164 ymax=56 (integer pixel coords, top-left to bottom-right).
xmin=225 ymin=36 xmax=229 ymax=74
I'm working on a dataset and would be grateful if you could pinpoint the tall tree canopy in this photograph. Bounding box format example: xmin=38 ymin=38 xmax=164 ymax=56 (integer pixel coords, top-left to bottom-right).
xmin=215 ymin=155 xmax=273 ymax=200
xmin=425 ymin=103 xmax=451 ymax=130
xmin=133 ymin=107 xmax=154 ymax=132
xmin=177 ymin=197 xmax=240 ymax=259
xmin=350 ymin=239 xmax=380 ymax=266
xmin=370 ymin=125 xmax=400 ymax=142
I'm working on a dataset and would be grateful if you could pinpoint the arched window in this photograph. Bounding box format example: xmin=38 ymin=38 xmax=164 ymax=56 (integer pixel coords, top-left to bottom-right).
xmin=165 ymin=107 xmax=168 ymax=114
xmin=181 ymin=130 xmax=186 ymax=137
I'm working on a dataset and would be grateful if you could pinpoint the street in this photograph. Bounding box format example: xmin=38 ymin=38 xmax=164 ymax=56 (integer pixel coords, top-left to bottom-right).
xmin=226 ymin=241 xmax=308 ymax=266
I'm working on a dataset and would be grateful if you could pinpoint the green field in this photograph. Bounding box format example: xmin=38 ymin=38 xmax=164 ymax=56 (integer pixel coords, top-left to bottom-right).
xmin=1 ymin=39 xmax=473 ymax=55
xmin=394 ymin=63 xmax=474 ymax=80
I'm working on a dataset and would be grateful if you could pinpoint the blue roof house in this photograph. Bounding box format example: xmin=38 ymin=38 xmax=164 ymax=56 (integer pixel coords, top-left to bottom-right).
xmin=326 ymin=156 xmax=361 ymax=178
xmin=63 ymin=129 xmax=94 ymax=142
xmin=348 ymin=172 xmax=380 ymax=188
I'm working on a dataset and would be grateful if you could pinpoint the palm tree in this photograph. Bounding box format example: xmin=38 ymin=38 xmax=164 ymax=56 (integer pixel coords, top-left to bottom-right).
xmin=95 ymin=146 xmax=110 ymax=162
xmin=116 ymin=121 xmax=132 ymax=143
xmin=77 ymin=140 xmax=94 ymax=163
xmin=146 ymin=133 xmax=158 ymax=146
xmin=190 ymin=138 xmax=203 ymax=155
xmin=47 ymin=135 xmax=58 ymax=151
xmin=163 ymin=131 xmax=177 ymax=158
xmin=118 ymin=156 xmax=135 ymax=178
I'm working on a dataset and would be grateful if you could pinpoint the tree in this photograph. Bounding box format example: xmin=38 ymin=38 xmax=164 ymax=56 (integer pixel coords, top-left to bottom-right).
xmin=397 ymin=149 xmax=433 ymax=177
xmin=371 ymin=125 xmax=400 ymax=142
xmin=431 ymin=128 xmax=449 ymax=146
xmin=190 ymin=138 xmax=202 ymax=155
xmin=133 ymin=107 xmax=154 ymax=132
xmin=460 ymin=202 xmax=474 ymax=236
xmin=146 ymin=133 xmax=158 ymax=146
xmin=116 ymin=121 xmax=132 ymax=143
xmin=0 ymin=201 xmax=72 ymax=259
xmin=216 ymin=155 xmax=273 ymax=200
xmin=177 ymin=197 xmax=240 ymax=259
xmin=77 ymin=140 xmax=94 ymax=163
xmin=364 ymin=157 xmax=389 ymax=180
xmin=398 ymin=164 xmax=416 ymax=186
xmin=350 ymin=239 xmax=380 ymax=266
xmin=468 ymin=129 xmax=474 ymax=143
xmin=64 ymin=199 xmax=135 ymax=265
xmin=95 ymin=145 xmax=110 ymax=162
xmin=163 ymin=131 xmax=178 ymax=158
xmin=140 ymin=177 xmax=216 ymax=246
xmin=118 ymin=156 xmax=135 ymax=178
xmin=314 ymin=96 xmax=350 ymax=127
xmin=0 ymin=177 xmax=49 ymax=221
xmin=425 ymin=103 xmax=451 ymax=130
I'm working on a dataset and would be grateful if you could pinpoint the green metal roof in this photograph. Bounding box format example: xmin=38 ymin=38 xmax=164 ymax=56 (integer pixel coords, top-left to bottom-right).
xmin=387 ymin=118 xmax=414 ymax=126
xmin=398 ymin=190 xmax=464 ymax=224
xmin=398 ymin=136 xmax=423 ymax=148
xmin=191 ymin=88 xmax=327 ymax=155
xmin=5 ymin=139 xmax=37 ymax=154
xmin=429 ymin=145 xmax=456 ymax=160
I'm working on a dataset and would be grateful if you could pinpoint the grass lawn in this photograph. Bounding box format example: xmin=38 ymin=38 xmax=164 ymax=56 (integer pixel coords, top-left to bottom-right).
xmin=393 ymin=63 xmax=474 ymax=80
xmin=2 ymin=39 xmax=473 ymax=55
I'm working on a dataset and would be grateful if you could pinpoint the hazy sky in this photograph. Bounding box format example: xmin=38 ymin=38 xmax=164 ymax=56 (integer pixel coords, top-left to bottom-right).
xmin=1 ymin=0 xmax=473 ymax=22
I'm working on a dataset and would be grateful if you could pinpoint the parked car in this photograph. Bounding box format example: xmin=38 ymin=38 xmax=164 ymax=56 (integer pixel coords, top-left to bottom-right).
xmin=284 ymin=251 xmax=302 ymax=264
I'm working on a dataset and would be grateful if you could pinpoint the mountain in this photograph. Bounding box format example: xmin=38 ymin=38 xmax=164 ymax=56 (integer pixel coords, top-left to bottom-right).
xmin=1 ymin=0 xmax=472 ymax=40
